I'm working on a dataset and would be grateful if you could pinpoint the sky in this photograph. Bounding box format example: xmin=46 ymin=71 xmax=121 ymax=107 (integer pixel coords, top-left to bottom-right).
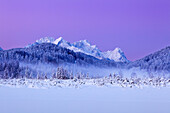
xmin=0 ymin=0 xmax=170 ymax=61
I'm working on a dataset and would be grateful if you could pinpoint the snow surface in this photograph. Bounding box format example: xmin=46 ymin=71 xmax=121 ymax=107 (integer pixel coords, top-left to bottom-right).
xmin=27 ymin=37 xmax=129 ymax=62
xmin=0 ymin=81 xmax=170 ymax=113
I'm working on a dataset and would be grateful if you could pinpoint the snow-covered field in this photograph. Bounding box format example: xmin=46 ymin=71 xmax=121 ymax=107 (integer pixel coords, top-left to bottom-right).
xmin=0 ymin=78 xmax=170 ymax=113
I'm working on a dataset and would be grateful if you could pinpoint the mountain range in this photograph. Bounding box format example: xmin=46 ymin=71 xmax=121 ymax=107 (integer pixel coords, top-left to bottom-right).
xmin=0 ymin=37 xmax=169 ymax=75
xmin=0 ymin=43 xmax=118 ymax=67
xmin=26 ymin=37 xmax=129 ymax=63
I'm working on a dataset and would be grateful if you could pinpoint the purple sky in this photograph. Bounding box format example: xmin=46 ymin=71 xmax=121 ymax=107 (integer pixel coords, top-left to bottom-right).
xmin=0 ymin=0 xmax=170 ymax=61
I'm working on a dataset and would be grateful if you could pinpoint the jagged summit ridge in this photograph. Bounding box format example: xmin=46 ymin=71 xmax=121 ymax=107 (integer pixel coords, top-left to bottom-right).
xmin=27 ymin=37 xmax=129 ymax=62
xmin=36 ymin=37 xmax=55 ymax=43
xmin=73 ymin=40 xmax=102 ymax=59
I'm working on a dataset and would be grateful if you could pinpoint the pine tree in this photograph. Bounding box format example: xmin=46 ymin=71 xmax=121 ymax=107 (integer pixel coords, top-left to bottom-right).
xmin=52 ymin=71 xmax=56 ymax=79
xmin=25 ymin=68 xmax=29 ymax=79
xmin=44 ymin=73 xmax=48 ymax=79
xmin=109 ymin=73 xmax=112 ymax=79
xmin=3 ymin=67 xmax=8 ymax=79
xmin=29 ymin=72 xmax=33 ymax=79
xmin=57 ymin=67 xmax=61 ymax=79
xmin=37 ymin=72 xmax=40 ymax=80
xmin=86 ymin=73 xmax=89 ymax=79
xmin=70 ymin=71 xmax=73 ymax=79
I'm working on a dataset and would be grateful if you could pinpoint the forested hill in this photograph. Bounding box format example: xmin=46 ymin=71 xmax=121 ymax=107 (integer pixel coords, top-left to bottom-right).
xmin=128 ymin=46 xmax=170 ymax=72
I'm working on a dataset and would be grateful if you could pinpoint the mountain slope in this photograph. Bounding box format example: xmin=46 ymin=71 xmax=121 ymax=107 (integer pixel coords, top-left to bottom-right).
xmin=0 ymin=47 xmax=3 ymax=51
xmin=27 ymin=37 xmax=129 ymax=62
xmin=128 ymin=46 xmax=170 ymax=72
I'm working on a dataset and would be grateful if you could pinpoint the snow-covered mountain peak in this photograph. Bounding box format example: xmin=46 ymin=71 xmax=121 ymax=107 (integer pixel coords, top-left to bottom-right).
xmin=35 ymin=37 xmax=71 ymax=47
xmin=73 ymin=40 xmax=99 ymax=50
xmin=79 ymin=40 xmax=91 ymax=46
xmin=103 ymin=47 xmax=129 ymax=62
xmin=55 ymin=37 xmax=71 ymax=47
xmin=53 ymin=37 xmax=63 ymax=45
xmin=113 ymin=47 xmax=123 ymax=53
xmin=73 ymin=40 xmax=102 ymax=58
xmin=36 ymin=37 xmax=55 ymax=43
